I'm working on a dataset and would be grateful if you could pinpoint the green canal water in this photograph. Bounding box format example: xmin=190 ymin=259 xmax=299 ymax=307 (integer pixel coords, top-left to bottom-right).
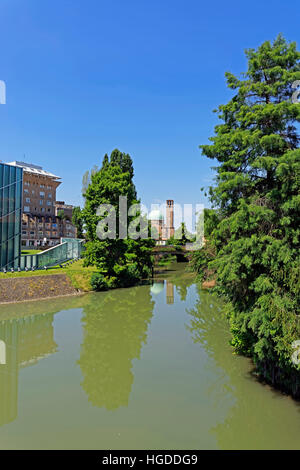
xmin=0 ymin=262 xmax=299 ymax=449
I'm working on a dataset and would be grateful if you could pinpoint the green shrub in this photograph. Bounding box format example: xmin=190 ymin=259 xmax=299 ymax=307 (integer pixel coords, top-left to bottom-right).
xmin=113 ymin=263 xmax=141 ymax=288
xmin=90 ymin=272 xmax=109 ymax=291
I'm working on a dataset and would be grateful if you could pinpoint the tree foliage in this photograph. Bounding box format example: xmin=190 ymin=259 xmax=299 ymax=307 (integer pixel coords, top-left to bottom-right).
xmin=167 ymin=222 xmax=195 ymax=246
xmin=82 ymin=149 xmax=155 ymax=289
xmin=57 ymin=209 xmax=66 ymax=220
xmin=192 ymin=36 xmax=300 ymax=395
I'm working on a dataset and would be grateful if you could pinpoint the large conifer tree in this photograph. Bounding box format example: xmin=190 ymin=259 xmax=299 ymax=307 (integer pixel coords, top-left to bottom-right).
xmin=197 ymin=36 xmax=300 ymax=395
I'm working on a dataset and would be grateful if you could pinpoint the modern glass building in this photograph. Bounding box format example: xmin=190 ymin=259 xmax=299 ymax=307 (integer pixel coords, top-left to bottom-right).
xmin=0 ymin=162 xmax=23 ymax=270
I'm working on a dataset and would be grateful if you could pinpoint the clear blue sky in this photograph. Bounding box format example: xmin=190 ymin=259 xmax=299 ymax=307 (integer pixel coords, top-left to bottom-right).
xmin=0 ymin=0 xmax=299 ymax=211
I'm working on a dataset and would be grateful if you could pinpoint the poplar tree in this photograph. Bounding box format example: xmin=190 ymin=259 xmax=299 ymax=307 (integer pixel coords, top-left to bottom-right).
xmin=82 ymin=150 xmax=154 ymax=288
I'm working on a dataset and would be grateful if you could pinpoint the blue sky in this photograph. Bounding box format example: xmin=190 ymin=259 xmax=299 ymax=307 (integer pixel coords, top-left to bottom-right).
xmin=0 ymin=0 xmax=299 ymax=212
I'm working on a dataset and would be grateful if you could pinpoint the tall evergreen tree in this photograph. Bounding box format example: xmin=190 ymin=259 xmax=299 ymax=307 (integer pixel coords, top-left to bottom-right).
xmin=82 ymin=149 xmax=154 ymax=288
xmin=194 ymin=36 xmax=300 ymax=395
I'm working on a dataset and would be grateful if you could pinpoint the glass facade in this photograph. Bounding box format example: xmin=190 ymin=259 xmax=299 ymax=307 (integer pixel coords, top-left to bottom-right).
xmin=20 ymin=238 xmax=84 ymax=269
xmin=0 ymin=163 xmax=23 ymax=269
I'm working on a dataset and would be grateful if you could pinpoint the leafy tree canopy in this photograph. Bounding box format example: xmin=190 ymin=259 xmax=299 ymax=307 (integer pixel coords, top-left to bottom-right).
xmin=192 ymin=35 xmax=300 ymax=396
xmin=82 ymin=149 xmax=154 ymax=288
xmin=167 ymin=222 xmax=195 ymax=246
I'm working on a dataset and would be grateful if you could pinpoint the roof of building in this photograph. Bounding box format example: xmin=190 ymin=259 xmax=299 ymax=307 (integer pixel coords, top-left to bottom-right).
xmin=7 ymin=161 xmax=61 ymax=180
xmin=55 ymin=201 xmax=74 ymax=209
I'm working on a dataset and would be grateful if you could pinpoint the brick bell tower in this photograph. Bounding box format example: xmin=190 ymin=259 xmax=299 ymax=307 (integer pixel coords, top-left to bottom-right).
xmin=166 ymin=200 xmax=175 ymax=239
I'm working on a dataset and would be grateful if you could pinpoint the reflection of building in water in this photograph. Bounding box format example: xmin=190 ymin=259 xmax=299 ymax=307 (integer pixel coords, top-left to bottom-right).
xmin=0 ymin=313 xmax=57 ymax=426
xmin=166 ymin=281 xmax=174 ymax=304
xmin=150 ymin=280 xmax=164 ymax=296
xmin=151 ymin=280 xmax=174 ymax=305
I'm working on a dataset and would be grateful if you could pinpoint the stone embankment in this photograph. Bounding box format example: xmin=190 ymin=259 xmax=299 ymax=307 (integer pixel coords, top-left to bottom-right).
xmin=0 ymin=274 xmax=79 ymax=304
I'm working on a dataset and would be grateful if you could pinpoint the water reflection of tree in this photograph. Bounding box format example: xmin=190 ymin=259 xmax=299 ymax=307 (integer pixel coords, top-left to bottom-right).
xmin=187 ymin=284 xmax=300 ymax=450
xmin=186 ymin=285 xmax=234 ymax=407
xmin=173 ymin=274 xmax=197 ymax=302
xmin=78 ymin=286 xmax=154 ymax=410
xmin=186 ymin=285 xmax=227 ymax=352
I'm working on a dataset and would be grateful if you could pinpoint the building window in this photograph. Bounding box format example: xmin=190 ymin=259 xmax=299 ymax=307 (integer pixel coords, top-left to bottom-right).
xmin=24 ymin=206 xmax=30 ymax=212
xmin=24 ymin=181 xmax=30 ymax=186
xmin=32 ymin=190 xmax=35 ymax=195
xmin=39 ymin=200 xmax=44 ymax=205
xmin=40 ymin=184 xmax=45 ymax=188
xmin=41 ymin=208 xmax=45 ymax=213
xmin=47 ymin=201 xmax=51 ymax=206
xmin=48 ymin=193 xmax=52 ymax=198
xmin=24 ymin=189 xmax=29 ymax=194
xmin=40 ymin=191 xmax=45 ymax=197
xmin=22 ymin=231 xmax=27 ymax=235
xmin=25 ymin=197 xmax=30 ymax=203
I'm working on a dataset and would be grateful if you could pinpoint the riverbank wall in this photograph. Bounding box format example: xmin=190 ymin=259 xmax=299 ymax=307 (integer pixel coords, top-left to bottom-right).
xmin=0 ymin=274 xmax=79 ymax=304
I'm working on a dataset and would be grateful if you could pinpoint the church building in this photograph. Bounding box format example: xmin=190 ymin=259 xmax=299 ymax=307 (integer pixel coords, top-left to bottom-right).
xmin=149 ymin=200 xmax=175 ymax=243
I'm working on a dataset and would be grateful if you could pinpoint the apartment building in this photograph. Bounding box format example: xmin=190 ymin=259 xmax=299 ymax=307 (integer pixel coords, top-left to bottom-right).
xmin=55 ymin=201 xmax=74 ymax=220
xmin=8 ymin=161 xmax=77 ymax=248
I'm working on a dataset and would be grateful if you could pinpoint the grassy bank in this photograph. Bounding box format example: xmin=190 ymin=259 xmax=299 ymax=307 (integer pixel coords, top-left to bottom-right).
xmin=0 ymin=260 xmax=97 ymax=292
xmin=21 ymin=249 xmax=43 ymax=255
